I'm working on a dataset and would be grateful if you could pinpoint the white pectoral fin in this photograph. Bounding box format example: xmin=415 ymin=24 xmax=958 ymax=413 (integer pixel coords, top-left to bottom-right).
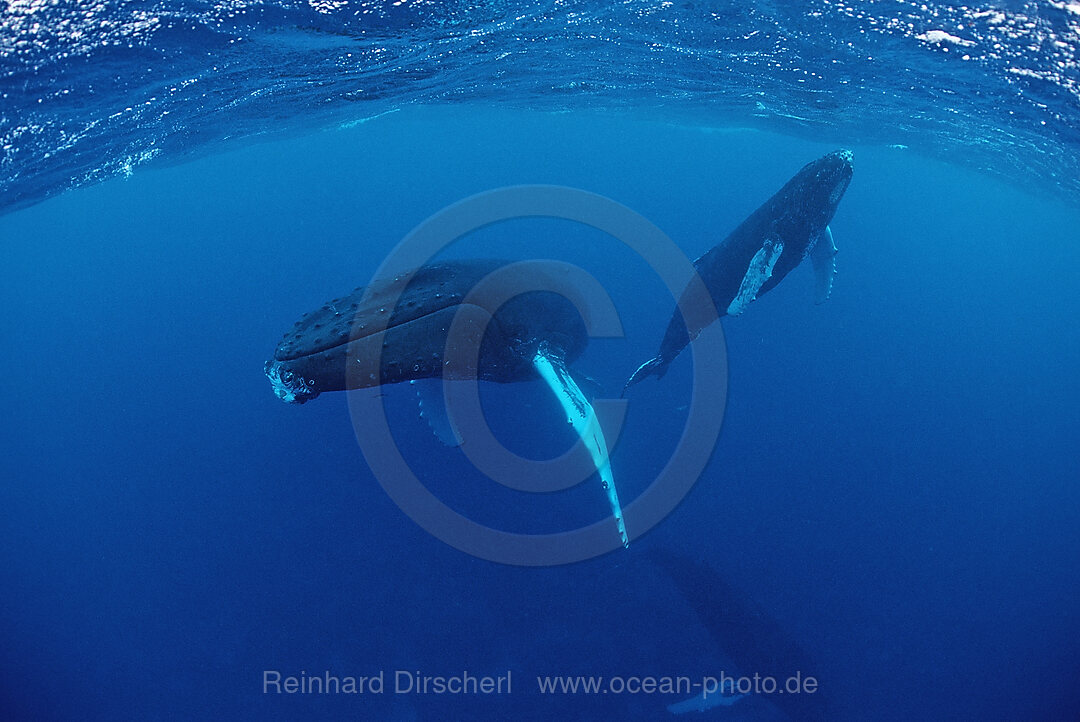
xmin=810 ymin=225 xmax=838 ymax=304
xmin=726 ymin=238 xmax=784 ymax=316
xmin=667 ymin=688 xmax=747 ymax=714
xmin=532 ymin=347 xmax=629 ymax=548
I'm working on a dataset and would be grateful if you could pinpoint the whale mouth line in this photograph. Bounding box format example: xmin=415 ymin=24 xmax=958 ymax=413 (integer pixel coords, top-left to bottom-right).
xmin=265 ymin=359 xmax=319 ymax=404
xmin=275 ymin=302 xmax=493 ymax=363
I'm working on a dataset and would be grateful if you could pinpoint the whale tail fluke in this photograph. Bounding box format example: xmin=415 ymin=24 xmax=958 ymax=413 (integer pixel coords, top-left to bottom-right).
xmin=621 ymin=356 xmax=669 ymax=397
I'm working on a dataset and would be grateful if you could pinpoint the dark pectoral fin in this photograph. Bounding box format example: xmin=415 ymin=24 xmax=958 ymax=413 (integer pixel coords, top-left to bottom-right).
xmin=810 ymin=225 xmax=838 ymax=304
xmin=410 ymin=379 xmax=464 ymax=447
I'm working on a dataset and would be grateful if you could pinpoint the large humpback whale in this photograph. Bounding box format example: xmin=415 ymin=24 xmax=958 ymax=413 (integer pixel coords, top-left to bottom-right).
xmin=623 ymin=150 xmax=854 ymax=394
xmin=265 ymin=260 xmax=588 ymax=401
xmin=265 ymin=259 xmax=629 ymax=546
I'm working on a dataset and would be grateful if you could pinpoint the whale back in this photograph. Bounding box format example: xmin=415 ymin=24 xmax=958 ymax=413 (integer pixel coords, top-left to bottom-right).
xmin=266 ymin=260 xmax=588 ymax=403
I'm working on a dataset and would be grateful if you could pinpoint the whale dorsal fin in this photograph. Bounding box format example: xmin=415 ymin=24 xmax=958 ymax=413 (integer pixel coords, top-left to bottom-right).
xmin=810 ymin=225 xmax=838 ymax=304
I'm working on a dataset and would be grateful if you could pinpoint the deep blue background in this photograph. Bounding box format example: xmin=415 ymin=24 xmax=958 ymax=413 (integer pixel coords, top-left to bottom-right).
xmin=2 ymin=108 xmax=1078 ymax=720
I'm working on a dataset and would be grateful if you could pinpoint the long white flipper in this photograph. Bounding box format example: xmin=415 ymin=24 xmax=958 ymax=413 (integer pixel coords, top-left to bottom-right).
xmin=532 ymin=346 xmax=629 ymax=548
xmin=726 ymin=238 xmax=784 ymax=316
xmin=667 ymin=688 xmax=747 ymax=714
xmin=810 ymin=225 xmax=838 ymax=304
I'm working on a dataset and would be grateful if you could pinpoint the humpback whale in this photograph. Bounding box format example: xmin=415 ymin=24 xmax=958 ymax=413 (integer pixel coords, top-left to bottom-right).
xmin=264 ymin=260 xmax=588 ymax=402
xmin=650 ymin=548 xmax=829 ymax=720
xmin=265 ymin=259 xmax=629 ymax=547
xmin=623 ymin=150 xmax=854 ymax=395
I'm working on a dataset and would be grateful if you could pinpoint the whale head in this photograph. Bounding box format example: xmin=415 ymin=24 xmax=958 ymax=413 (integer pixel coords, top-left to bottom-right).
xmin=780 ymin=149 xmax=854 ymax=236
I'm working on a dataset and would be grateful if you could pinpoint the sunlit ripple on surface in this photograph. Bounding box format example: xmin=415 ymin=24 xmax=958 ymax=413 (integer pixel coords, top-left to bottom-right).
xmin=1 ymin=0 xmax=1078 ymax=212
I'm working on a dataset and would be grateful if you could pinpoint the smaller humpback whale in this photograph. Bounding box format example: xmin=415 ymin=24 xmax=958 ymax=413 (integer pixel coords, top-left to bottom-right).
xmin=265 ymin=259 xmax=628 ymax=547
xmin=623 ymin=150 xmax=854 ymax=395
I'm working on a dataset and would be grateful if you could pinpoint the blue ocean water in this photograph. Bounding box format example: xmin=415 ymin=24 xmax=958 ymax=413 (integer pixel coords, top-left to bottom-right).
xmin=3 ymin=2 xmax=1080 ymax=721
